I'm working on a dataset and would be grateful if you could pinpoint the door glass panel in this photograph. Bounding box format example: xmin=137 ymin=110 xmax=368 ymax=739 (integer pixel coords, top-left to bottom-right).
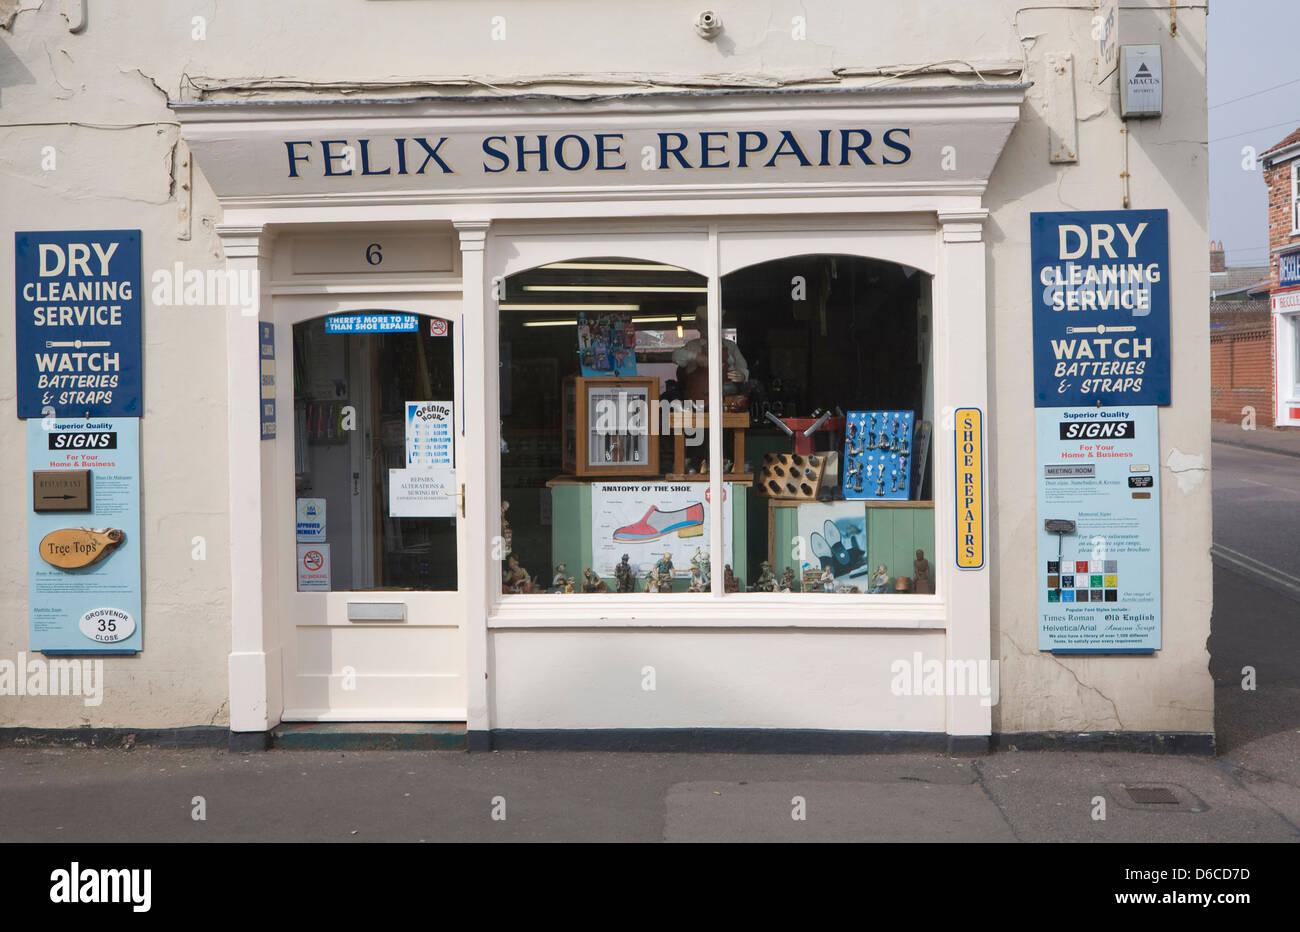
xmin=292 ymin=313 xmax=457 ymax=591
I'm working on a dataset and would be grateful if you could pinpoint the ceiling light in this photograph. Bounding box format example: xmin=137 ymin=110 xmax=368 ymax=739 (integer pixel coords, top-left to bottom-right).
xmin=523 ymin=284 xmax=708 ymax=294
xmin=499 ymin=303 xmax=639 ymax=311
xmin=539 ymin=262 xmax=688 ymax=272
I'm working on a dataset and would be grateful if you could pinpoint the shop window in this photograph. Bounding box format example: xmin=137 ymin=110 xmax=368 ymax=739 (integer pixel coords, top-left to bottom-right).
xmin=292 ymin=314 xmax=457 ymax=591
xmin=719 ymin=255 xmax=936 ymax=596
xmin=1293 ymin=163 xmax=1300 ymax=234
xmin=498 ymin=257 xmax=712 ymax=594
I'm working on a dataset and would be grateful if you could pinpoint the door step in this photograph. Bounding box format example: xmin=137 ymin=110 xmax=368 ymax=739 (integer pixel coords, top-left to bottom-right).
xmin=271 ymin=722 xmax=467 ymax=751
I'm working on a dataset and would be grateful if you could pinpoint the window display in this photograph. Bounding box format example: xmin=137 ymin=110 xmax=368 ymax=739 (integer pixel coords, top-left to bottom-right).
xmin=497 ymin=252 xmax=935 ymax=597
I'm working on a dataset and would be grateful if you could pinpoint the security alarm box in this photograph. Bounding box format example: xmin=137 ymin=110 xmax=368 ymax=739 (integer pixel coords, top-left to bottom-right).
xmin=1119 ymin=45 xmax=1162 ymax=119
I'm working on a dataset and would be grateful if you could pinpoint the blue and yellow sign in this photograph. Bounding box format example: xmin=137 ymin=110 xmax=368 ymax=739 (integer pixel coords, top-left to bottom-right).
xmin=954 ymin=408 xmax=984 ymax=569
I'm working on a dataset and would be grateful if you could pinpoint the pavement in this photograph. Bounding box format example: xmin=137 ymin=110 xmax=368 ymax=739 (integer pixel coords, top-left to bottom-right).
xmin=1211 ymin=420 xmax=1300 ymax=459
xmin=0 ymin=428 xmax=1295 ymax=843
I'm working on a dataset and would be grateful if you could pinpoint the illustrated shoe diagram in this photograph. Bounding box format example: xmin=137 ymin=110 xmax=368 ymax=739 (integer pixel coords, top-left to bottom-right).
xmin=823 ymin=519 xmax=850 ymax=566
xmin=613 ymin=503 xmax=705 ymax=542
xmin=810 ymin=531 xmax=833 ymax=570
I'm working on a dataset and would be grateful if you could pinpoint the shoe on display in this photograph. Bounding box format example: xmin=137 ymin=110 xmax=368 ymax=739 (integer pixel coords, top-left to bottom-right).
xmin=613 ymin=503 xmax=705 ymax=542
xmin=823 ymin=519 xmax=850 ymax=566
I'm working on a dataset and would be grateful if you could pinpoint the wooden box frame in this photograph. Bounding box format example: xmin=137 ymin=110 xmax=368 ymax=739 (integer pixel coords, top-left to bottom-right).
xmin=561 ymin=375 xmax=661 ymax=477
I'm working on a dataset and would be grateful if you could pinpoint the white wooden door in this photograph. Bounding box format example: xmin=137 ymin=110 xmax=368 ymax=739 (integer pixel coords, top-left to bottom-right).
xmin=276 ymin=294 xmax=467 ymax=721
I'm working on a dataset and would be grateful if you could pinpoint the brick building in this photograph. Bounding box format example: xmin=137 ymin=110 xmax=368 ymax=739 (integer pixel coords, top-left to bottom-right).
xmin=1263 ymin=128 xmax=1300 ymax=427
xmin=1209 ymin=240 xmax=1270 ymax=424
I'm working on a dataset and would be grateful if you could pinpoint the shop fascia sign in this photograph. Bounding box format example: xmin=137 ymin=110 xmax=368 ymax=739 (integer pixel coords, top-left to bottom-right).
xmin=175 ymin=91 xmax=1024 ymax=199
xmin=1279 ymin=248 xmax=1300 ymax=290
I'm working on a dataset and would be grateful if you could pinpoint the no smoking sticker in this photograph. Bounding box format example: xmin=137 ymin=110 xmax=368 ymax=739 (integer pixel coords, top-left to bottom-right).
xmin=296 ymin=543 xmax=331 ymax=591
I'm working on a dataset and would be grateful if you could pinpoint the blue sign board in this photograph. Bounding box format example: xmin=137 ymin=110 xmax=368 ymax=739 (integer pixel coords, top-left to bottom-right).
xmin=1031 ymin=210 xmax=1170 ymax=406
xmin=15 ymin=230 xmax=142 ymax=418
xmin=324 ymin=313 xmax=418 ymax=333
xmin=1279 ymin=249 xmax=1300 ymax=290
xmin=260 ymin=322 xmax=276 ymax=440
xmin=1036 ymin=406 xmax=1161 ymax=653
xmin=27 ymin=418 xmax=142 ymax=654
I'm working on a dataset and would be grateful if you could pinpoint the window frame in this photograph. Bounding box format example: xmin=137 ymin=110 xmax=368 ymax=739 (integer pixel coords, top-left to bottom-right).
xmin=485 ymin=220 xmax=950 ymax=629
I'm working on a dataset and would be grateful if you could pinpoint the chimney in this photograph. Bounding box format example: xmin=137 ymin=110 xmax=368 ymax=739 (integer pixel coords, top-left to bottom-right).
xmin=1210 ymin=239 xmax=1226 ymax=273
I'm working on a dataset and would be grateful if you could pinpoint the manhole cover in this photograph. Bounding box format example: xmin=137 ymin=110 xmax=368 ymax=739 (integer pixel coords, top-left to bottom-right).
xmin=1125 ymin=785 xmax=1180 ymax=805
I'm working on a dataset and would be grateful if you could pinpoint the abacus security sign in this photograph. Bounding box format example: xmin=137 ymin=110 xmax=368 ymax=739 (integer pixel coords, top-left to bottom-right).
xmin=1030 ymin=210 xmax=1171 ymax=407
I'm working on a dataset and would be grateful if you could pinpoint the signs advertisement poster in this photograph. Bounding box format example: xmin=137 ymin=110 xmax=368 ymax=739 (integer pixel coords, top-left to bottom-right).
xmin=1036 ymin=406 xmax=1161 ymax=653
xmin=26 ymin=418 xmax=142 ymax=653
xmin=296 ymin=498 xmax=326 ymax=542
xmin=14 ymin=230 xmax=142 ymax=418
xmin=591 ymin=482 xmax=732 ymax=581
xmin=1030 ymin=209 xmax=1170 ymax=407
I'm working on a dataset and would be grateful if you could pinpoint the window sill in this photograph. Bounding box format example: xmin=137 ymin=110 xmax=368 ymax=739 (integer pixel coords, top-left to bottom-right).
xmin=487 ymin=592 xmax=947 ymax=629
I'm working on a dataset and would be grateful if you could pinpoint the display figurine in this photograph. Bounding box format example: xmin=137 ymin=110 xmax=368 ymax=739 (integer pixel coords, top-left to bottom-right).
xmin=753 ymin=560 xmax=776 ymax=592
xmin=835 ymin=584 xmax=861 ymax=594
xmin=820 ymin=565 xmax=836 ymax=593
xmin=869 ymin=565 xmax=889 ymax=594
xmin=582 ymin=568 xmax=608 ymax=593
xmin=614 ymin=553 xmax=636 ymax=593
xmin=551 ymin=562 xmax=568 ymax=593
xmin=671 ymin=304 xmax=749 ymax=406
xmin=500 ymin=500 xmax=513 ymax=558
xmin=564 ymin=576 xmax=576 ymax=594
xmin=653 ymin=552 xmax=675 ymax=593
xmin=689 ymin=548 xmax=711 ymax=590
xmin=778 ymin=567 xmax=796 ymax=592
xmin=913 ymin=549 xmax=932 ymax=595
xmin=723 ymin=564 xmax=739 ymax=593
xmin=503 ymin=554 xmax=533 ymax=594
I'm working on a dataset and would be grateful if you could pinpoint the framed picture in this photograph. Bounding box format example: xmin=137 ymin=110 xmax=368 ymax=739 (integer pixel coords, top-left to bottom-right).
xmin=562 ymin=376 xmax=660 ymax=477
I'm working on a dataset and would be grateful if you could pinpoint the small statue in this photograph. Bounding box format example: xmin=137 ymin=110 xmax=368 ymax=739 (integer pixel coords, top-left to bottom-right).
xmin=820 ymin=565 xmax=836 ymax=593
xmin=753 ymin=560 xmax=776 ymax=592
xmin=500 ymin=500 xmax=513 ymax=558
xmin=778 ymin=567 xmax=796 ymax=592
xmin=723 ymin=564 xmax=739 ymax=593
xmin=551 ymin=562 xmax=568 ymax=593
xmin=503 ymin=554 xmax=532 ymax=594
xmin=653 ymin=552 xmax=675 ymax=593
xmin=615 ymin=553 xmax=636 ymax=593
xmin=869 ymin=564 xmax=889 ymax=594
xmin=835 ymin=584 xmax=861 ymax=594
xmin=913 ymin=549 xmax=932 ymax=594
xmin=800 ymin=566 xmax=821 ymax=593
xmin=582 ymin=567 xmax=608 ymax=593
xmin=690 ymin=548 xmax=711 ymax=590
xmin=564 ymin=576 xmax=576 ymax=594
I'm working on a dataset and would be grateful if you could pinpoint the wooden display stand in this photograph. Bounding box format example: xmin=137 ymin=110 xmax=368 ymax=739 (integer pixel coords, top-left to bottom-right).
xmin=665 ymin=410 xmax=752 ymax=481
xmin=561 ymin=375 xmax=660 ymax=477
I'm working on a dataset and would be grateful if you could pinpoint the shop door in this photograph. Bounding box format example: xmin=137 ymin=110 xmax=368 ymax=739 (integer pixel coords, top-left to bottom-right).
xmin=277 ymin=303 xmax=467 ymax=721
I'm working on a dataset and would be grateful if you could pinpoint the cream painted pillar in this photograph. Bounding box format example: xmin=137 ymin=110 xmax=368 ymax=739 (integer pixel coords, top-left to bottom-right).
xmin=455 ymin=220 xmax=492 ymax=749
xmin=218 ymin=224 xmax=281 ymax=737
xmin=936 ymin=209 xmax=993 ymax=747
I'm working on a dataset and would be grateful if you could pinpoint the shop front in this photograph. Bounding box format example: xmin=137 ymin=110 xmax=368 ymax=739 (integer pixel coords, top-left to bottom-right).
xmin=179 ymin=85 xmax=1023 ymax=748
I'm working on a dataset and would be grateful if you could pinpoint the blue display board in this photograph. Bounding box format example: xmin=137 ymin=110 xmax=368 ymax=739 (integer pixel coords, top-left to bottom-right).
xmin=27 ymin=418 xmax=142 ymax=654
xmin=324 ymin=313 xmax=417 ymax=333
xmin=1036 ymin=406 xmax=1161 ymax=653
xmin=14 ymin=230 xmax=142 ymax=418
xmin=260 ymin=322 xmax=276 ymax=440
xmin=843 ymin=410 xmax=914 ymax=500
xmin=1279 ymin=248 xmax=1300 ymax=289
xmin=1030 ymin=210 xmax=1170 ymax=407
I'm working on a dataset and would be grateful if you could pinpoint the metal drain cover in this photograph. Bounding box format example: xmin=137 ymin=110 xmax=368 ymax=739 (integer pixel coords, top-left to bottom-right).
xmin=1107 ymin=782 xmax=1207 ymax=813
xmin=1126 ymin=785 xmax=1179 ymax=805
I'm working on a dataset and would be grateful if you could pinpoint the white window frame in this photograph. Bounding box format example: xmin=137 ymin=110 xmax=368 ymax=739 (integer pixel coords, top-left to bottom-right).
xmin=1292 ymin=162 xmax=1300 ymax=235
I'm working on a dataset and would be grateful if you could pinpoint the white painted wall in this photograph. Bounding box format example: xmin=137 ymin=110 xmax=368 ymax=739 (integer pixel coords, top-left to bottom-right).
xmin=0 ymin=1 xmax=1210 ymax=734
